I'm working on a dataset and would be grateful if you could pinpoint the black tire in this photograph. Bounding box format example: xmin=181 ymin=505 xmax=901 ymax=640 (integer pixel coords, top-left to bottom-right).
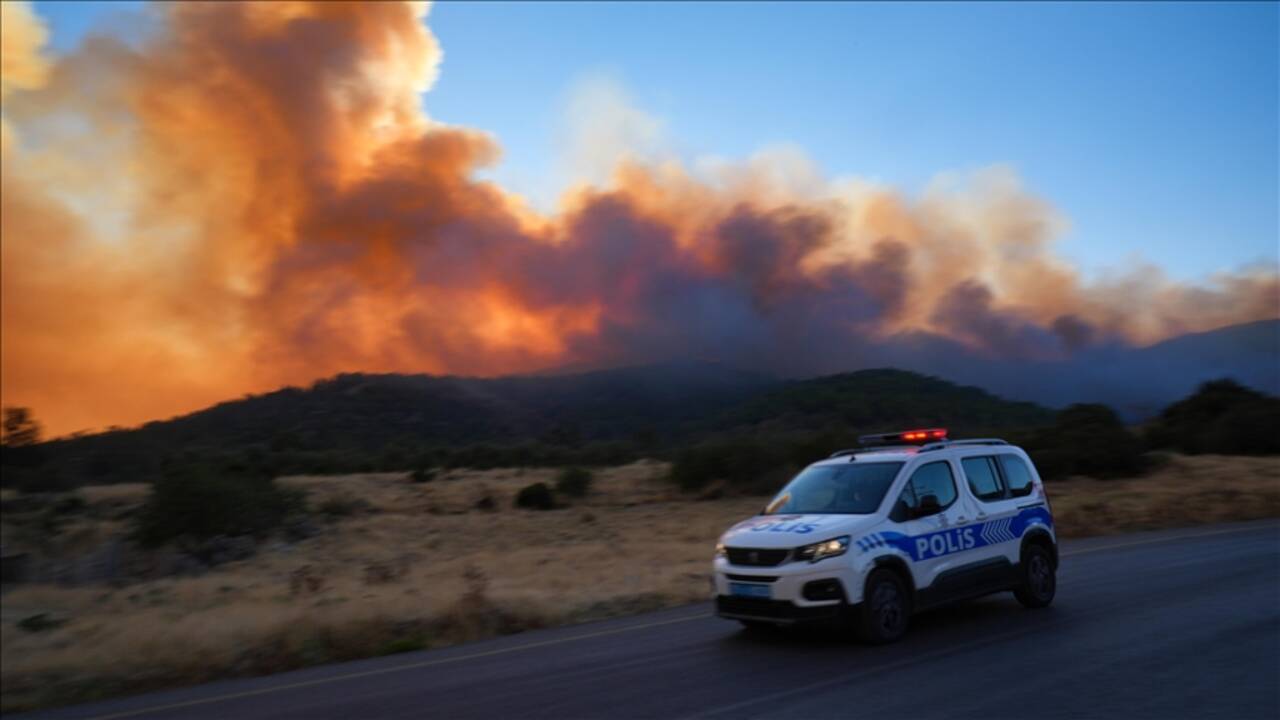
xmin=857 ymin=568 xmax=911 ymax=644
xmin=1014 ymin=543 xmax=1056 ymax=608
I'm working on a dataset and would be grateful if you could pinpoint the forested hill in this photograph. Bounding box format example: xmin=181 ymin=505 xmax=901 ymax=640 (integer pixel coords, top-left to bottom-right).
xmin=4 ymin=364 xmax=1057 ymax=486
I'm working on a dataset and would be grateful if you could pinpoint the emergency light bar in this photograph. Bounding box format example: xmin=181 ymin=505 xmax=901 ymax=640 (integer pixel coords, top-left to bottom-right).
xmin=859 ymin=428 xmax=948 ymax=446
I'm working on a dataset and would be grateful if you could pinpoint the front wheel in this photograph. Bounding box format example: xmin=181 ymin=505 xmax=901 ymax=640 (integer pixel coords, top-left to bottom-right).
xmin=857 ymin=568 xmax=910 ymax=644
xmin=1014 ymin=544 xmax=1056 ymax=608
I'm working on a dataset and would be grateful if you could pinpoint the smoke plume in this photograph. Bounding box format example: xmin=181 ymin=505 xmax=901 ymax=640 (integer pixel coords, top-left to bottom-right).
xmin=1 ymin=1 xmax=1276 ymax=435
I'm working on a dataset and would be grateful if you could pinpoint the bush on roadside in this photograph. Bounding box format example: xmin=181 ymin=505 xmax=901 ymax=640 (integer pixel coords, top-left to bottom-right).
xmin=554 ymin=467 xmax=593 ymax=497
xmin=134 ymin=466 xmax=304 ymax=546
xmin=409 ymin=468 xmax=436 ymax=484
xmin=380 ymin=636 xmax=427 ymax=655
xmin=514 ymin=482 xmax=555 ymax=510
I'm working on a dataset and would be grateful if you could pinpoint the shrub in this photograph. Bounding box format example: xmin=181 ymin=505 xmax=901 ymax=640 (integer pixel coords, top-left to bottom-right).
xmin=668 ymin=437 xmax=796 ymax=495
xmin=134 ymin=466 xmax=304 ymax=546
xmin=669 ymin=445 xmax=726 ymax=492
xmin=50 ymin=495 xmax=87 ymax=515
xmin=474 ymin=488 xmax=496 ymax=511
xmin=554 ymin=467 xmax=593 ymax=497
xmin=409 ymin=468 xmax=436 ymax=484
xmin=18 ymin=614 xmax=65 ymax=633
xmin=514 ymin=482 xmax=555 ymax=510
xmin=380 ymin=636 xmax=427 ymax=655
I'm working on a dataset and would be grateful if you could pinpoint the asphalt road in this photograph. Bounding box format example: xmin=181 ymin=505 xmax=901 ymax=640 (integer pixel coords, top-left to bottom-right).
xmin=20 ymin=520 xmax=1280 ymax=720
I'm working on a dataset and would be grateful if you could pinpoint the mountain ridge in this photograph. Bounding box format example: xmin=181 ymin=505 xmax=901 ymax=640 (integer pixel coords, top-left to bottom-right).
xmin=3 ymin=321 xmax=1275 ymax=487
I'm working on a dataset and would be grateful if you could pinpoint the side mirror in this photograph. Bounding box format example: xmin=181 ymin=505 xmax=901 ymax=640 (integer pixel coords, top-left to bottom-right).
xmin=912 ymin=494 xmax=942 ymax=518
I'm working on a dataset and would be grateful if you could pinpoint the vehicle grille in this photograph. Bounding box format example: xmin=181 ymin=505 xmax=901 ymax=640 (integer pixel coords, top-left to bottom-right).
xmin=725 ymin=547 xmax=789 ymax=567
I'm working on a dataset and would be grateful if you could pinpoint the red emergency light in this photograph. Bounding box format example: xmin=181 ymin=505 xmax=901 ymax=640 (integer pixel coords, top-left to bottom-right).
xmin=858 ymin=428 xmax=948 ymax=446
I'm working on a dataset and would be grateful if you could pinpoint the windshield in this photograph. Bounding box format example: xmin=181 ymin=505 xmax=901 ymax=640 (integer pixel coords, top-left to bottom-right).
xmin=763 ymin=462 xmax=904 ymax=515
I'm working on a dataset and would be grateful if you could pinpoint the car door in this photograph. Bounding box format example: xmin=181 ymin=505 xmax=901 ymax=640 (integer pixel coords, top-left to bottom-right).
xmin=887 ymin=459 xmax=984 ymax=598
xmin=957 ymin=452 xmax=1024 ymax=583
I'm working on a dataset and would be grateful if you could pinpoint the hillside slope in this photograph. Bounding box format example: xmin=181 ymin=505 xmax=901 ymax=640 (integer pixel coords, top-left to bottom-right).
xmin=7 ymin=365 xmax=1055 ymax=485
xmin=710 ymin=368 xmax=1053 ymax=434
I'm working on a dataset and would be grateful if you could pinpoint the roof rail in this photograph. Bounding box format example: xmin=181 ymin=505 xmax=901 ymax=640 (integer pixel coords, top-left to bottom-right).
xmin=919 ymin=438 xmax=1009 ymax=452
xmin=829 ymin=445 xmax=920 ymax=459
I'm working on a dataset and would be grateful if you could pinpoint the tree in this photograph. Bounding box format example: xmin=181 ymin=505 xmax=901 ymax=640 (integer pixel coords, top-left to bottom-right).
xmin=1023 ymin=403 xmax=1145 ymax=480
xmin=1146 ymin=379 xmax=1280 ymax=455
xmin=1 ymin=407 xmax=41 ymax=447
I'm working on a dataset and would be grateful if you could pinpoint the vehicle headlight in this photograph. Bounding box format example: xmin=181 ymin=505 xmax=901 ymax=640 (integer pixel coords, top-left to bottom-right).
xmin=794 ymin=536 xmax=850 ymax=564
xmin=715 ymin=541 xmax=727 ymax=559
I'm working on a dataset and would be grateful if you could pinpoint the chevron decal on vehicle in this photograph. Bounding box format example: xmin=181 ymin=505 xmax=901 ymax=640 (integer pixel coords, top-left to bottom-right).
xmin=980 ymin=517 xmax=1016 ymax=544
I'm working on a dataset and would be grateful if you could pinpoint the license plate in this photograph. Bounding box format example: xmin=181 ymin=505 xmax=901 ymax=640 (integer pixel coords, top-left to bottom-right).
xmin=729 ymin=582 xmax=772 ymax=599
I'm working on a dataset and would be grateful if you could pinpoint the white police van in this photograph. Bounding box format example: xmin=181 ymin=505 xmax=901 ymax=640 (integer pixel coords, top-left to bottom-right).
xmin=713 ymin=429 xmax=1057 ymax=643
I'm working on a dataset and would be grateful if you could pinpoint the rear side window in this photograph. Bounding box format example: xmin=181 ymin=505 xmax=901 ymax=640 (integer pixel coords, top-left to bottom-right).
xmin=962 ymin=456 xmax=1005 ymax=501
xmin=998 ymin=455 xmax=1035 ymax=497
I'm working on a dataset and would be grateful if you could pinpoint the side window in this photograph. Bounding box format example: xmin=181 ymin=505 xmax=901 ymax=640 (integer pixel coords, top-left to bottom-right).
xmin=961 ymin=456 xmax=1005 ymax=501
xmin=998 ymin=455 xmax=1035 ymax=497
xmin=891 ymin=461 xmax=958 ymax=521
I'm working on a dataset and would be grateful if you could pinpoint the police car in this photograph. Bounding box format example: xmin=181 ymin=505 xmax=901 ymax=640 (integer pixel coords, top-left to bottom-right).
xmin=713 ymin=429 xmax=1057 ymax=643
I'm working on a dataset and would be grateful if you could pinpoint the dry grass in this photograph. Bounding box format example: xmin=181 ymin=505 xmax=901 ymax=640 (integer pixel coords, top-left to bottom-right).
xmin=1048 ymin=454 xmax=1280 ymax=537
xmin=75 ymin=484 xmax=150 ymax=504
xmin=2 ymin=454 xmax=1277 ymax=711
xmin=1 ymin=461 xmax=759 ymax=711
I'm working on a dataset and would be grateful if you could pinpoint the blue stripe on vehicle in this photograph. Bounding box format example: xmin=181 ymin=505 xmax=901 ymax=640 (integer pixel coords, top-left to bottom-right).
xmin=857 ymin=506 xmax=1054 ymax=561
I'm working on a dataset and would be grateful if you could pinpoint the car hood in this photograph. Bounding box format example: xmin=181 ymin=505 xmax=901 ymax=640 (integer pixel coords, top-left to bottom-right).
xmin=719 ymin=513 xmax=881 ymax=549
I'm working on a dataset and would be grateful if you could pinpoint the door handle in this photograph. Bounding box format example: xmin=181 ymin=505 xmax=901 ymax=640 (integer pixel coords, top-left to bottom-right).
xmin=955 ymin=516 xmax=968 ymax=523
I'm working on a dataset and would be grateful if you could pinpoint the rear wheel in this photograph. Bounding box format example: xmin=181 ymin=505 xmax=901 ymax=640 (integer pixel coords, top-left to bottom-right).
xmin=857 ymin=568 xmax=910 ymax=644
xmin=1014 ymin=544 xmax=1056 ymax=608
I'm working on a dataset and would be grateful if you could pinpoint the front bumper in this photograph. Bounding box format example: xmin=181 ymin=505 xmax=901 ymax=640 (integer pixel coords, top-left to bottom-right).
xmin=715 ymin=595 xmax=851 ymax=624
xmin=712 ymin=555 xmax=863 ymax=624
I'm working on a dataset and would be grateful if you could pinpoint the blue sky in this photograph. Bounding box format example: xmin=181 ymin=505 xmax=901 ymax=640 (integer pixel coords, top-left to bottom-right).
xmin=34 ymin=0 xmax=1279 ymax=282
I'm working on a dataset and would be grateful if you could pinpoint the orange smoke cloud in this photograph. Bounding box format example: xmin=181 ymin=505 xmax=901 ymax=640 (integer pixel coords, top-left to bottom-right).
xmin=1 ymin=1 xmax=1276 ymax=436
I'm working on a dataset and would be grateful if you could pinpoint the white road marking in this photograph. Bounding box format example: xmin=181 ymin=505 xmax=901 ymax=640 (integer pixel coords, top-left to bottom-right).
xmin=1060 ymin=523 xmax=1277 ymax=558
